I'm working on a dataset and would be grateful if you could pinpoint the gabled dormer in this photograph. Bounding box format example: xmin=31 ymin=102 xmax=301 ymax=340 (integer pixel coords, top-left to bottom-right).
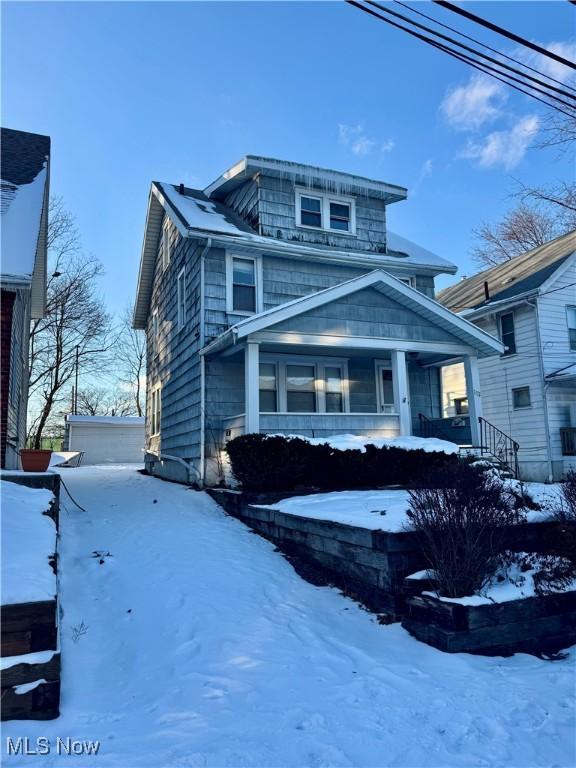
xmin=204 ymin=156 xmax=407 ymax=254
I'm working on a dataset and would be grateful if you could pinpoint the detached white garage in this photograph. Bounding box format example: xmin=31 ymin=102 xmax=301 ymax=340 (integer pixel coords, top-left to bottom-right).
xmin=65 ymin=415 xmax=145 ymax=465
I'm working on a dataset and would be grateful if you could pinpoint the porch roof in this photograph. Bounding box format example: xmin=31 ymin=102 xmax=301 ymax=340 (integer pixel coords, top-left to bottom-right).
xmin=201 ymin=269 xmax=505 ymax=358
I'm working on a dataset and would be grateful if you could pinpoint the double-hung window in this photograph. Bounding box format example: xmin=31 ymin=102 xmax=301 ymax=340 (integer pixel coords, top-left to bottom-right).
xmin=296 ymin=189 xmax=355 ymax=234
xmin=151 ymin=309 xmax=159 ymax=356
xmin=286 ymin=364 xmax=317 ymax=413
xmin=177 ymin=268 xmax=186 ymax=330
xmin=151 ymin=384 xmax=161 ymax=435
xmin=227 ymin=254 xmax=260 ymax=314
xmin=567 ymin=306 xmax=576 ymax=351
xmin=500 ymin=312 xmax=516 ymax=356
xmin=324 ymin=366 xmax=344 ymax=413
xmin=259 ymin=363 xmax=277 ymax=413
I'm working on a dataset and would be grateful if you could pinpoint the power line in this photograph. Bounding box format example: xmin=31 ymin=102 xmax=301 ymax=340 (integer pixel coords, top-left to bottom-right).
xmin=433 ymin=0 xmax=576 ymax=71
xmin=364 ymin=0 xmax=576 ymax=103
xmin=347 ymin=0 xmax=576 ymax=118
xmin=392 ymin=0 xmax=576 ymax=93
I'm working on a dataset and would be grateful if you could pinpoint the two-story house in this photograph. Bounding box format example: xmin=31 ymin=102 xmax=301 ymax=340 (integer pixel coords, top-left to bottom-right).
xmin=133 ymin=156 xmax=503 ymax=485
xmin=0 ymin=127 xmax=50 ymax=469
xmin=438 ymin=230 xmax=576 ymax=482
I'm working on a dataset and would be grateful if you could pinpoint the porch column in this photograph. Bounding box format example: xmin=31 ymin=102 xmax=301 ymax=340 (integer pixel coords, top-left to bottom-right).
xmin=463 ymin=354 xmax=483 ymax=446
xmin=391 ymin=350 xmax=411 ymax=435
xmin=245 ymin=341 xmax=260 ymax=434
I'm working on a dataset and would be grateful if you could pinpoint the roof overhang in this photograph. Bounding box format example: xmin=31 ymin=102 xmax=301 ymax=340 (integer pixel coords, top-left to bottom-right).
xmin=201 ymin=269 xmax=504 ymax=358
xmin=204 ymin=155 xmax=408 ymax=204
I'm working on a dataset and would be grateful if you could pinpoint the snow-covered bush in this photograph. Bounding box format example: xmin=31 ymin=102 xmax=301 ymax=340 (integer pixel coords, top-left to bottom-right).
xmin=553 ymin=470 xmax=576 ymax=522
xmin=225 ymin=434 xmax=461 ymax=492
xmin=407 ymin=464 xmax=526 ymax=598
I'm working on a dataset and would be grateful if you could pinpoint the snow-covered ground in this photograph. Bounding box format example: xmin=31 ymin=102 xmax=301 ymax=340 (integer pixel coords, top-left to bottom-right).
xmin=2 ymin=466 xmax=574 ymax=767
xmin=1 ymin=481 xmax=56 ymax=604
xmin=256 ymin=489 xmax=412 ymax=532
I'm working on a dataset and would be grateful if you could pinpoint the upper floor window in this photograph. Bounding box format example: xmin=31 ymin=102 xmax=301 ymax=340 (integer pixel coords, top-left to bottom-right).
xmin=295 ymin=188 xmax=356 ymax=235
xmin=226 ymin=253 xmax=262 ymax=315
xmin=567 ymin=306 xmax=576 ymax=351
xmin=398 ymin=276 xmax=416 ymax=288
xmin=177 ymin=267 xmax=186 ymax=330
xmin=500 ymin=312 xmax=516 ymax=356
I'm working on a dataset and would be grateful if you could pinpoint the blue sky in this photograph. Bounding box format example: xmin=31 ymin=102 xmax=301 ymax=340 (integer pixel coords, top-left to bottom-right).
xmin=2 ymin=1 xmax=574 ymax=313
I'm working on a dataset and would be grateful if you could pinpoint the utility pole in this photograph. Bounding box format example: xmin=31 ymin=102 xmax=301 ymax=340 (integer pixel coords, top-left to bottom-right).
xmin=74 ymin=345 xmax=79 ymax=415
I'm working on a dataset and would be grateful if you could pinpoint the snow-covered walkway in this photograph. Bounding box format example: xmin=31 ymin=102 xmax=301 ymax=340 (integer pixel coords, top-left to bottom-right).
xmin=3 ymin=466 xmax=574 ymax=767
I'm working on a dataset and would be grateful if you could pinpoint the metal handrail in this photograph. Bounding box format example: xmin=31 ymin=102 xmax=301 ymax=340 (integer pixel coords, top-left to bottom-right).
xmin=478 ymin=416 xmax=520 ymax=478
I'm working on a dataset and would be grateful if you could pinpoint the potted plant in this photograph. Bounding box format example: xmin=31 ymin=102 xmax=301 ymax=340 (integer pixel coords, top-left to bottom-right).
xmin=20 ymin=449 xmax=53 ymax=472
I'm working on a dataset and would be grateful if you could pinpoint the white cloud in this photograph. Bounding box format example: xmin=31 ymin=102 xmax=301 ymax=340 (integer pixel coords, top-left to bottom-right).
xmin=440 ymin=75 xmax=507 ymax=131
xmin=411 ymin=159 xmax=433 ymax=195
xmin=516 ymin=39 xmax=576 ymax=85
xmin=460 ymin=115 xmax=539 ymax=171
xmin=338 ymin=123 xmax=394 ymax=156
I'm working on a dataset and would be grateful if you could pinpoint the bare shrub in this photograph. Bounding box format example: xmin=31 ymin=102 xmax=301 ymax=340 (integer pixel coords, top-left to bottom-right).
xmin=407 ymin=464 xmax=526 ymax=598
xmin=552 ymin=470 xmax=576 ymax=522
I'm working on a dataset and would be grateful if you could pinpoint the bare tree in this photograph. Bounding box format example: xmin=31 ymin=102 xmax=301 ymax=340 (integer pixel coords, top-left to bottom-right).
xmin=472 ymin=183 xmax=576 ymax=268
xmin=536 ymin=111 xmax=576 ymax=154
xmin=76 ymin=386 xmax=137 ymax=417
xmin=28 ymin=201 xmax=112 ymax=448
xmin=114 ymin=305 xmax=146 ymax=417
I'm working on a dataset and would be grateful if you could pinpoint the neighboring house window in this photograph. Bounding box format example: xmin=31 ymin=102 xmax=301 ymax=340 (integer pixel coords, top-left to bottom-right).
xmin=177 ymin=267 xmax=186 ymax=329
xmin=259 ymin=363 xmax=277 ymax=412
xmin=512 ymin=386 xmax=531 ymax=409
xmin=286 ymin=364 xmax=316 ymax=413
xmin=567 ymin=306 xmax=576 ymax=351
xmin=226 ymin=254 xmax=261 ymax=314
xmin=151 ymin=309 xmax=159 ymax=356
xmin=151 ymin=384 xmax=161 ymax=435
xmin=295 ymin=189 xmax=356 ymax=234
xmin=500 ymin=312 xmax=516 ymax=356
xmin=454 ymin=397 xmax=469 ymax=415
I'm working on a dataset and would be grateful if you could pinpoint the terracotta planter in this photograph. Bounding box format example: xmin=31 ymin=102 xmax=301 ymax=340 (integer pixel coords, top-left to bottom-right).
xmin=20 ymin=449 xmax=52 ymax=473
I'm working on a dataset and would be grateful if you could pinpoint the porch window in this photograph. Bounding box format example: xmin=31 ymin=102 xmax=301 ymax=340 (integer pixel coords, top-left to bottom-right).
xmin=325 ymin=366 xmax=344 ymax=412
xmin=286 ymin=364 xmax=317 ymax=413
xmin=329 ymin=202 xmax=350 ymax=232
xmin=259 ymin=363 xmax=277 ymax=413
xmin=151 ymin=385 xmax=161 ymax=435
xmin=567 ymin=306 xmax=576 ymax=351
xmin=500 ymin=312 xmax=516 ymax=356
xmin=300 ymin=196 xmax=322 ymax=228
xmin=232 ymin=257 xmax=256 ymax=313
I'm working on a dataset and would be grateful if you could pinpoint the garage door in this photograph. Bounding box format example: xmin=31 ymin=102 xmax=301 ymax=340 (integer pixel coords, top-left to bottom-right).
xmin=69 ymin=425 xmax=145 ymax=465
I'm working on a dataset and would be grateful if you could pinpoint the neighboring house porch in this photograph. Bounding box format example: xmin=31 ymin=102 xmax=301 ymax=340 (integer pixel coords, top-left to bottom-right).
xmin=201 ymin=270 xmax=503 ymax=483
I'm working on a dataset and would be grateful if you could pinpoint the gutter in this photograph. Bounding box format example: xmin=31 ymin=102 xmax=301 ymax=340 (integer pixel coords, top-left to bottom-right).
xmin=145 ymin=449 xmax=201 ymax=485
xmin=460 ymin=289 xmax=540 ymax=320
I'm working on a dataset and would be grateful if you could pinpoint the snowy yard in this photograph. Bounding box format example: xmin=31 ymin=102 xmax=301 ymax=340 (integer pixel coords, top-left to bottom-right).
xmin=2 ymin=466 xmax=574 ymax=767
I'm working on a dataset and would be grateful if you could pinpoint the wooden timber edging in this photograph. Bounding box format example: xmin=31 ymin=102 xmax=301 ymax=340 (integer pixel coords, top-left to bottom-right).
xmin=207 ymin=487 xmax=427 ymax=618
xmin=402 ymin=591 xmax=576 ymax=656
xmin=1 ymin=653 xmax=61 ymax=721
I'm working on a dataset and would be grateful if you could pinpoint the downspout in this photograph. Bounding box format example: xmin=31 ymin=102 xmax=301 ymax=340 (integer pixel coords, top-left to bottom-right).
xmin=527 ymin=298 xmax=554 ymax=483
xmin=145 ymin=449 xmax=201 ymax=484
xmin=198 ymin=237 xmax=212 ymax=487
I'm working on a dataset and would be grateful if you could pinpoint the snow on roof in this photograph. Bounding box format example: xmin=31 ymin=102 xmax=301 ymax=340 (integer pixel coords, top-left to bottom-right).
xmin=67 ymin=415 xmax=145 ymax=426
xmin=157 ymin=182 xmax=254 ymax=236
xmin=386 ymin=231 xmax=455 ymax=271
xmin=1 ymin=164 xmax=47 ymax=279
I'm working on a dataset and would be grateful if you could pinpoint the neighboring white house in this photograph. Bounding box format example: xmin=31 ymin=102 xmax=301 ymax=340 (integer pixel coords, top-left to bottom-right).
xmin=64 ymin=415 xmax=145 ymax=465
xmin=438 ymin=231 xmax=576 ymax=482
